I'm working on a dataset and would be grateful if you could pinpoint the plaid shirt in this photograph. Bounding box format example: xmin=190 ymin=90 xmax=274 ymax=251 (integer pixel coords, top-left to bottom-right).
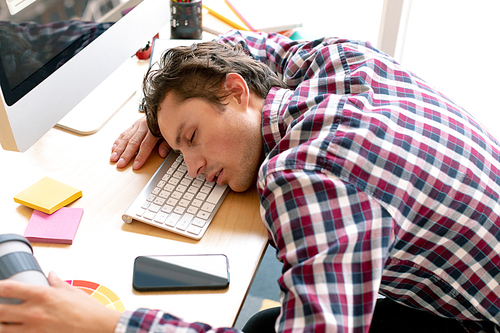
xmin=116 ymin=31 xmax=500 ymax=333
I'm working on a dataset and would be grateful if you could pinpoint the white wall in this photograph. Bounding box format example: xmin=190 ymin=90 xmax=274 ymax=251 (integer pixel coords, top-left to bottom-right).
xmin=400 ymin=1 xmax=500 ymax=138
xmin=299 ymin=0 xmax=384 ymax=46
xmin=301 ymin=1 xmax=500 ymax=138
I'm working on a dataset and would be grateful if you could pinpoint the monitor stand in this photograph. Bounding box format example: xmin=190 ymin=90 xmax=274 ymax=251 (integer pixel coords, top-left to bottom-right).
xmin=56 ymin=56 xmax=149 ymax=135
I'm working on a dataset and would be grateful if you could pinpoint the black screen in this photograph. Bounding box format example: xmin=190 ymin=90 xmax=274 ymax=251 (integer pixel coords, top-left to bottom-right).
xmin=133 ymin=254 xmax=230 ymax=291
xmin=0 ymin=0 xmax=120 ymax=105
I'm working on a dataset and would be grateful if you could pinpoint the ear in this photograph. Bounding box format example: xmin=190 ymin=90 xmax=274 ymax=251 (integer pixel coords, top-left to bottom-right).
xmin=224 ymin=73 xmax=249 ymax=109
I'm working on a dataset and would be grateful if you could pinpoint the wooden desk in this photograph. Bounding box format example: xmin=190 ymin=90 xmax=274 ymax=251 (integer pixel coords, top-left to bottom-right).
xmin=0 ymin=76 xmax=268 ymax=328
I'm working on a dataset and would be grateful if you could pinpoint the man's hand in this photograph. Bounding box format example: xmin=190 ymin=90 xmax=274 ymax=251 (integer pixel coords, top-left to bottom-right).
xmin=110 ymin=116 xmax=170 ymax=170
xmin=0 ymin=271 xmax=121 ymax=333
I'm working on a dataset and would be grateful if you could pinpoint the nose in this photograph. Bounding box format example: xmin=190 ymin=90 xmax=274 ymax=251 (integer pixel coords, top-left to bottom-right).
xmin=182 ymin=151 xmax=205 ymax=178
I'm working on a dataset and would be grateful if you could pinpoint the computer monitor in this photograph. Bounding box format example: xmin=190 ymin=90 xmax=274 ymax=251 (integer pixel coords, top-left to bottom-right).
xmin=0 ymin=0 xmax=170 ymax=152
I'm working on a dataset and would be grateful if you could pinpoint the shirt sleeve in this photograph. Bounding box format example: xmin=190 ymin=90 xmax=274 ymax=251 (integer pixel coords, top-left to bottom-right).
xmin=259 ymin=169 xmax=394 ymax=332
xmin=114 ymin=309 xmax=241 ymax=333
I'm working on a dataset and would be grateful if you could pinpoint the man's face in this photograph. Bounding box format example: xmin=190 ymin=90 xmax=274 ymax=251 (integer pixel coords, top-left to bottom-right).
xmin=157 ymin=91 xmax=263 ymax=192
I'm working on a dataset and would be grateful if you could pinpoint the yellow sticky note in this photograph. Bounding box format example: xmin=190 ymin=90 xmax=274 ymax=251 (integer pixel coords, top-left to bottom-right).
xmin=14 ymin=177 xmax=82 ymax=214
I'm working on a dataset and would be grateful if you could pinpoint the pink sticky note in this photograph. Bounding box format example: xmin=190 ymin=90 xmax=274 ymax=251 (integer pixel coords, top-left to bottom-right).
xmin=24 ymin=207 xmax=84 ymax=244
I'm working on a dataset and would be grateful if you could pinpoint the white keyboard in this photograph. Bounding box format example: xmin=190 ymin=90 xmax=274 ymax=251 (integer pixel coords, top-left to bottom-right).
xmin=122 ymin=152 xmax=229 ymax=240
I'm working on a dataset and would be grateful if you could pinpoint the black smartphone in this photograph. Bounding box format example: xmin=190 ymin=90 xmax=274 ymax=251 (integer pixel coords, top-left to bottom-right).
xmin=132 ymin=254 xmax=230 ymax=291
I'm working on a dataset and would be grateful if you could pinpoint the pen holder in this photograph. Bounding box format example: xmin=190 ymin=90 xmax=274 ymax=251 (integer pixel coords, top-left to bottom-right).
xmin=170 ymin=0 xmax=203 ymax=39
xmin=0 ymin=234 xmax=49 ymax=304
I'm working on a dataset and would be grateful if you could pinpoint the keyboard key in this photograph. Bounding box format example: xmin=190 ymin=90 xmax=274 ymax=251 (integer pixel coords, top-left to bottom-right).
xmin=176 ymin=184 xmax=187 ymax=193
xmin=207 ymin=185 xmax=227 ymax=204
xmin=178 ymin=199 xmax=190 ymax=208
xmin=159 ymin=190 xmax=171 ymax=199
xmin=164 ymin=184 xmax=175 ymax=192
xmin=168 ymin=177 xmax=180 ymax=186
xmin=166 ymin=213 xmax=181 ymax=227
xmin=201 ymin=202 xmax=215 ymax=212
xmin=183 ymin=192 xmax=194 ymax=201
xmin=197 ymin=210 xmax=210 ymax=220
xmin=166 ymin=198 xmax=178 ymax=206
xmin=174 ymin=206 xmax=185 ymax=214
xmin=191 ymin=199 xmax=203 ymax=207
xmin=191 ymin=218 xmax=206 ymax=227
xmin=154 ymin=213 xmax=168 ymax=224
xmin=143 ymin=210 xmax=156 ymax=220
xmin=187 ymin=206 xmax=198 ymax=215
xmin=187 ymin=186 xmax=199 ymax=194
xmin=192 ymin=179 xmax=203 ymax=188
xmin=196 ymin=192 xmax=207 ymax=201
xmin=161 ymin=204 xmax=174 ymax=213
xmin=148 ymin=203 xmax=161 ymax=213
xmin=173 ymin=170 xmax=185 ymax=179
xmin=187 ymin=225 xmax=202 ymax=235
xmin=171 ymin=191 xmax=183 ymax=200
xmin=153 ymin=197 xmax=166 ymax=206
xmin=176 ymin=214 xmax=194 ymax=231
xmin=200 ymin=186 xmax=211 ymax=194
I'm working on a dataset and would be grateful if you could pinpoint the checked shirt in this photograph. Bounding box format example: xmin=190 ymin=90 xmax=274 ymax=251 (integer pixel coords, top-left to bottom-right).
xmin=116 ymin=31 xmax=500 ymax=333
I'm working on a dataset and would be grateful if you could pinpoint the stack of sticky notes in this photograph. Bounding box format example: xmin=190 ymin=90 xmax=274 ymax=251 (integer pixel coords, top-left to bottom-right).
xmin=14 ymin=177 xmax=83 ymax=244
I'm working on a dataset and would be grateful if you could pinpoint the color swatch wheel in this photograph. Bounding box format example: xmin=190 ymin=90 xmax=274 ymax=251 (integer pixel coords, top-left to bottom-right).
xmin=66 ymin=280 xmax=125 ymax=312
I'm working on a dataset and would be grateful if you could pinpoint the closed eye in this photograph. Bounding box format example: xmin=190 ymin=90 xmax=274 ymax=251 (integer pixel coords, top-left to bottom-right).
xmin=189 ymin=131 xmax=196 ymax=144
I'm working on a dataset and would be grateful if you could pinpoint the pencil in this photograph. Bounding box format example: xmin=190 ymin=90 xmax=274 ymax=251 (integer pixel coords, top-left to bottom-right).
xmin=224 ymin=0 xmax=256 ymax=32
xmin=202 ymin=3 xmax=250 ymax=31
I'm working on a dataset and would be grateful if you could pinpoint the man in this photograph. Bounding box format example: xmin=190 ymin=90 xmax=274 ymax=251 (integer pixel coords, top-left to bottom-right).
xmin=2 ymin=30 xmax=500 ymax=332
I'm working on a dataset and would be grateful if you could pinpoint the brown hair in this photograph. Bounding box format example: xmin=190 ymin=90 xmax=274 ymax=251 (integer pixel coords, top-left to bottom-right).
xmin=141 ymin=41 xmax=287 ymax=137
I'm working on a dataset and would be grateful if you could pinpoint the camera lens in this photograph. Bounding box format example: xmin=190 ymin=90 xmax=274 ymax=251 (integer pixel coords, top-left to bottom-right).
xmin=0 ymin=234 xmax=49 ymax=304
